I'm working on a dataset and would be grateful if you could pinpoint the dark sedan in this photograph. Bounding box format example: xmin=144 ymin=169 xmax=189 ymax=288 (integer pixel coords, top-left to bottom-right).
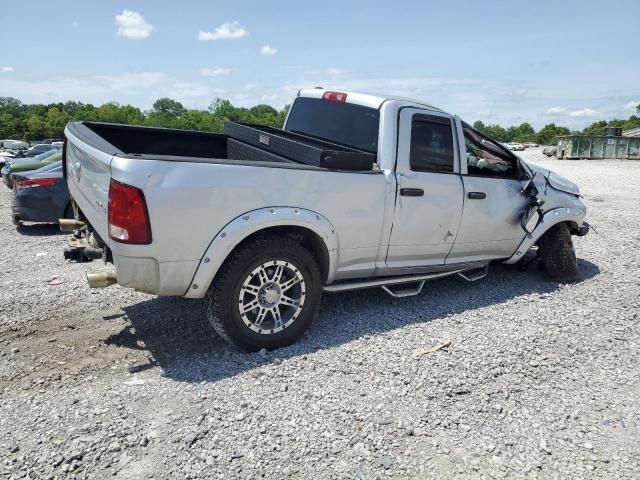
xmin=2 ymin=150 xmax=61 ymax=188
xmin=11 ymin=161 xmax=72 ymax=225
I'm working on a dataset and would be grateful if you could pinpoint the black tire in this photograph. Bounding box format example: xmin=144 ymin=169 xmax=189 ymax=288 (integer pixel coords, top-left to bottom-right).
xmin=205 ymin=236 xmax=322 ymax=352
xmin=538 ymin=223 xmax=579 ymax=281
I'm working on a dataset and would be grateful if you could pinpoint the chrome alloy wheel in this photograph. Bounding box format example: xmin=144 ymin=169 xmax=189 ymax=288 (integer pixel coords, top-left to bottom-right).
xmin=238 ymin=260 xmax=306 ymax=334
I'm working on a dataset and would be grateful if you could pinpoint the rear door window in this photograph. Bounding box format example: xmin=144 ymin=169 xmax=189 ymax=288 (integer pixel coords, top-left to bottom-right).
xmin=285 ymin=97 xmax=379 ymax=153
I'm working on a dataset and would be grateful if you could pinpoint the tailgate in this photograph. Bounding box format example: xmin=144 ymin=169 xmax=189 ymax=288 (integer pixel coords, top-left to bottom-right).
xmin=64 ymin=123 xmax=118 ymax=243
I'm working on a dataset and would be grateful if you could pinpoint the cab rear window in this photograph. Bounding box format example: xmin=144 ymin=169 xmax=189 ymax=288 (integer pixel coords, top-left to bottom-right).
xmin=285 ymin=97 xmax=379 ymax=153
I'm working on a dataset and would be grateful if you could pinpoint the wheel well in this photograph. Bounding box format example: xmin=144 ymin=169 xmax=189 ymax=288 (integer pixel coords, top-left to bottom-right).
xmin=230 ymin=226 xmax=331 ymax=283
xmin=537 ymin=220 xmax=580 ymax=243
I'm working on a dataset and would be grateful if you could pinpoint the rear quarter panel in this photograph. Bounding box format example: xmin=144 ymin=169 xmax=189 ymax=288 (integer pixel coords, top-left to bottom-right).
xmin=109 ymin=156 xmax=388 ymax=290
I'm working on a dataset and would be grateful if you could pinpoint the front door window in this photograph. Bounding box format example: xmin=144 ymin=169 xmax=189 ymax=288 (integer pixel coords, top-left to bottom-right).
xmin=463 ymin=124 xmax=517 ymax=178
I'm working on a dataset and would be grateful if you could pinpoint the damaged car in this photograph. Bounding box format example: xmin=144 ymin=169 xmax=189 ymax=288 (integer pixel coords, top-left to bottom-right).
xmin=60 ymin=89 xmax=589 ymax=351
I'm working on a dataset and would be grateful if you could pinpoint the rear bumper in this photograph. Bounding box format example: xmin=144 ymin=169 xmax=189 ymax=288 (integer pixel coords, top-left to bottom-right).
xmin=111 ymin=252 xmax=198 ymax=296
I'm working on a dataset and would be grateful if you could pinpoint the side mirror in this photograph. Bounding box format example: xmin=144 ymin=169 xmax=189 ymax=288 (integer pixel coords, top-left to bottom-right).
xmin=521 ymin=203 xmax=541 ymax=234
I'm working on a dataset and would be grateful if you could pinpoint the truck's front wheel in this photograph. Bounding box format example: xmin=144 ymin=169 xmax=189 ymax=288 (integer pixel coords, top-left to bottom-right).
xmin=538 ymin=223 xmax=579 ymax=281
xmin=205 ymin=237 xmax=322 ymax=352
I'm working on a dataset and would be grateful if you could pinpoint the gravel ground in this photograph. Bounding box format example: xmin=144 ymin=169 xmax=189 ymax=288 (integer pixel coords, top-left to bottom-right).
xmin=1 ymin=149 xmax=639 ymax=479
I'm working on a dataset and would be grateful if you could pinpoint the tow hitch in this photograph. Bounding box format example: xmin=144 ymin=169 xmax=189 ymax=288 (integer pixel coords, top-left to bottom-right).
xmin=63 ymin=235 xmax=104 ymax=262
xmin=59 ymin=218 xmax=105 ymax=262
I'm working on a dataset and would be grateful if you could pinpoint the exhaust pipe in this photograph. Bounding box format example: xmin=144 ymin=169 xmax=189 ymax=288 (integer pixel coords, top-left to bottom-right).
xmin=59 ymin=218 xmax=85 ymax=232
xmin=87 ymin=272 xmax=117 ymax=289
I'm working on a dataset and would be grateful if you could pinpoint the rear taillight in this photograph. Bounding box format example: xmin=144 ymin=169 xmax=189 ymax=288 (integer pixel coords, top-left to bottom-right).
xmin=322 ymin=91 xmax=348 ymax=102
xmin=108 ymin=179 xmax=151 ymax=244
xmin=15 ymin=178 xmax=58 ymax=190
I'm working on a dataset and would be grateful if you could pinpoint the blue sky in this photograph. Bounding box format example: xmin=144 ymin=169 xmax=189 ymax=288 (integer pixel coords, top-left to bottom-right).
xmin=1 ymin=0 xmax=638 ymax=128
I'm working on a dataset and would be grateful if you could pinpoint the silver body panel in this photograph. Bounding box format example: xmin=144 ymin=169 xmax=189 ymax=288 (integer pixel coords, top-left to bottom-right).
xmin=64 ymin=89 xmax=587 ymax=298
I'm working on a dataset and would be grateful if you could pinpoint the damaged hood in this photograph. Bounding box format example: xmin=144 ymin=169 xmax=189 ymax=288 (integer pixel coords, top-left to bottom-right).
xmin=524 ymin=161 xmax=581 ymax=196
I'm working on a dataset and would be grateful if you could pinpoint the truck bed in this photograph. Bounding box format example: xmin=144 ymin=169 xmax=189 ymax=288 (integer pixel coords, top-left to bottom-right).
xmin=63 ymin=120 xmax=387 ymax=296
xmin=67 ymin=122 xmax=376 ymax=171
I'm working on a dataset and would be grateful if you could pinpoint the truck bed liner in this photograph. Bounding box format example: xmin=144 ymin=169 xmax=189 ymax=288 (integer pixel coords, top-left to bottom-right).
xmin=80 ymin=122 xmax=228 ymax=159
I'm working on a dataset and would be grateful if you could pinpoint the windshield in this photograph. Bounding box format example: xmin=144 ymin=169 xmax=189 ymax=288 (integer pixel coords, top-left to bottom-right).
xmin=285 ymin=97 xmax=379 ymax=153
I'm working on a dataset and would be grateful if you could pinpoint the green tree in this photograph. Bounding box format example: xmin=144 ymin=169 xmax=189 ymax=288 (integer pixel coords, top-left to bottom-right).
xmin=485 ymin=125 xmax=509 ymax=142
xmin=581 ymin=120 xmax=607 ymax=136
xmin=512 ymin=122 xmax=536 ymax=142
xmin=536 ymin=123 xmax=570 ymax=145
xmin=0 ymin=97 xmax=24 ymax=139
xmin=209 ymin=98 xmax=245 ymax=122
xmin=471 ymin=120 xmax=509 ymax=142
xmin=472 ymin=120 xmax=486 ymax=132
xmin=25 ymin=114 xmax=46 ymax=141
xmin=152 ymin=98 xmax=186 ymax=117
xmin=44 ymin=107 xmax=70 ymax=138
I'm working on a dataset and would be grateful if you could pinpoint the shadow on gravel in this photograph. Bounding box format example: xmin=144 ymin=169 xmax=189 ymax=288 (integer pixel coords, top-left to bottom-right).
xmin=16 ymin=223 xmax=66 ymax=236
xmin=115 ymin=258 xmax=599 ymax=383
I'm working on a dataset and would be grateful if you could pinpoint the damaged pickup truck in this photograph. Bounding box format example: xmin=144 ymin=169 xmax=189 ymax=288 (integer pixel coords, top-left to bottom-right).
xmin=61 ymin=89 xmax=589 ymax=351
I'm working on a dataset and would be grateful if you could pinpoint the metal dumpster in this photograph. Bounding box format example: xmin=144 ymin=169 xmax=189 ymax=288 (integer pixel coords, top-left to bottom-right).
xmin=557 ymin=135 xmax=640 ymax=160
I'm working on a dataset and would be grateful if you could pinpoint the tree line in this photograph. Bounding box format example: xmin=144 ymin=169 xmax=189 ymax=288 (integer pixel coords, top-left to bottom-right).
xmin=473 ymin=104 xmax=640 ymax=145
xmin=1 ymin=96 xmax=639 ymax=145
xmin=0 ymin=97 xmax=289 ymax=141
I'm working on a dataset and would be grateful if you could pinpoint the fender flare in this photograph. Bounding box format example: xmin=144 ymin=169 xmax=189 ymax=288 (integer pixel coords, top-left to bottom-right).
xmin=504 ymin=207 xmax=585 ymax=264
xmin=184 ymin=207 xmax=339 ymax=299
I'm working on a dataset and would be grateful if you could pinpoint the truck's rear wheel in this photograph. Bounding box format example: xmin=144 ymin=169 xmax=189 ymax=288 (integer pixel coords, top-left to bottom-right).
xmin=205 ymin=237 xmax=322 ymax=352
xmin=538 ymin=223 xmax=579 ymax=281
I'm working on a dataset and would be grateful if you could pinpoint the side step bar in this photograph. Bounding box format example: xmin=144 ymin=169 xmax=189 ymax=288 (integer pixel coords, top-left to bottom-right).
xmin=382 ymin=280 xmax=426 ymax=298
xmin=322 ymin=265 xmax=489 ymax=298
xmin=457 ymin=264 xmax=489 ymax=282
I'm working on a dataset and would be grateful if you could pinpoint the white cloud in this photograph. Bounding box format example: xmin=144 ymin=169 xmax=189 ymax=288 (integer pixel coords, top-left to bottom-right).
xmin=624 ymin=100 xmax=639 ymax=110
xmin=198 ymin=21 xmax=248 ymax=41
xmin=1 ymin=66 xmax=14 ymax=73
xmin=545 ymin=106 xmax=567 ymax=115
xmin=199 ymin=67 xmax=233 ymax=77
xmin=0 ymin=71 xmax=225 ymax=108
xmin=244 ymin=83 xmax=259 ymax=90
xmin=260 ymin=45 xmax=277 ymax=56
xmin=326 ymin=68 xmax=346 ymax=77
xmin=569 ymin=108 xmax=597 ymax=118
xmin=262 ymin=93 xmax=278 ymax=101
xmin=115 ymin=10 xmax=154 ymax=39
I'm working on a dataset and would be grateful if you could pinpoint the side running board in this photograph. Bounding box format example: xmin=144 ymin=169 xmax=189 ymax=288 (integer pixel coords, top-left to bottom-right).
xmin=322 ymin=265 xmax=490 ymax=298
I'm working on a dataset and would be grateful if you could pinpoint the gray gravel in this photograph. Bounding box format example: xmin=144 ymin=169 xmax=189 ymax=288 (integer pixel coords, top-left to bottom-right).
xmin=1 ymin=150 xmax=639 ymax=479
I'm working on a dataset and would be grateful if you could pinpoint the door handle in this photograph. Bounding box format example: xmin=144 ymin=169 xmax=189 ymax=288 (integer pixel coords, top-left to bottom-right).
xmin=400 ymin=188 xmax=424 ymax=197
xmin=467 ymin=192 xmax=486 ymax=199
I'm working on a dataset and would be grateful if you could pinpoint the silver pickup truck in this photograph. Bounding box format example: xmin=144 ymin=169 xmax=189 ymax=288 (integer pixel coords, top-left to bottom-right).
xmin=62 ymin=88 xmax=589 ymax=351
